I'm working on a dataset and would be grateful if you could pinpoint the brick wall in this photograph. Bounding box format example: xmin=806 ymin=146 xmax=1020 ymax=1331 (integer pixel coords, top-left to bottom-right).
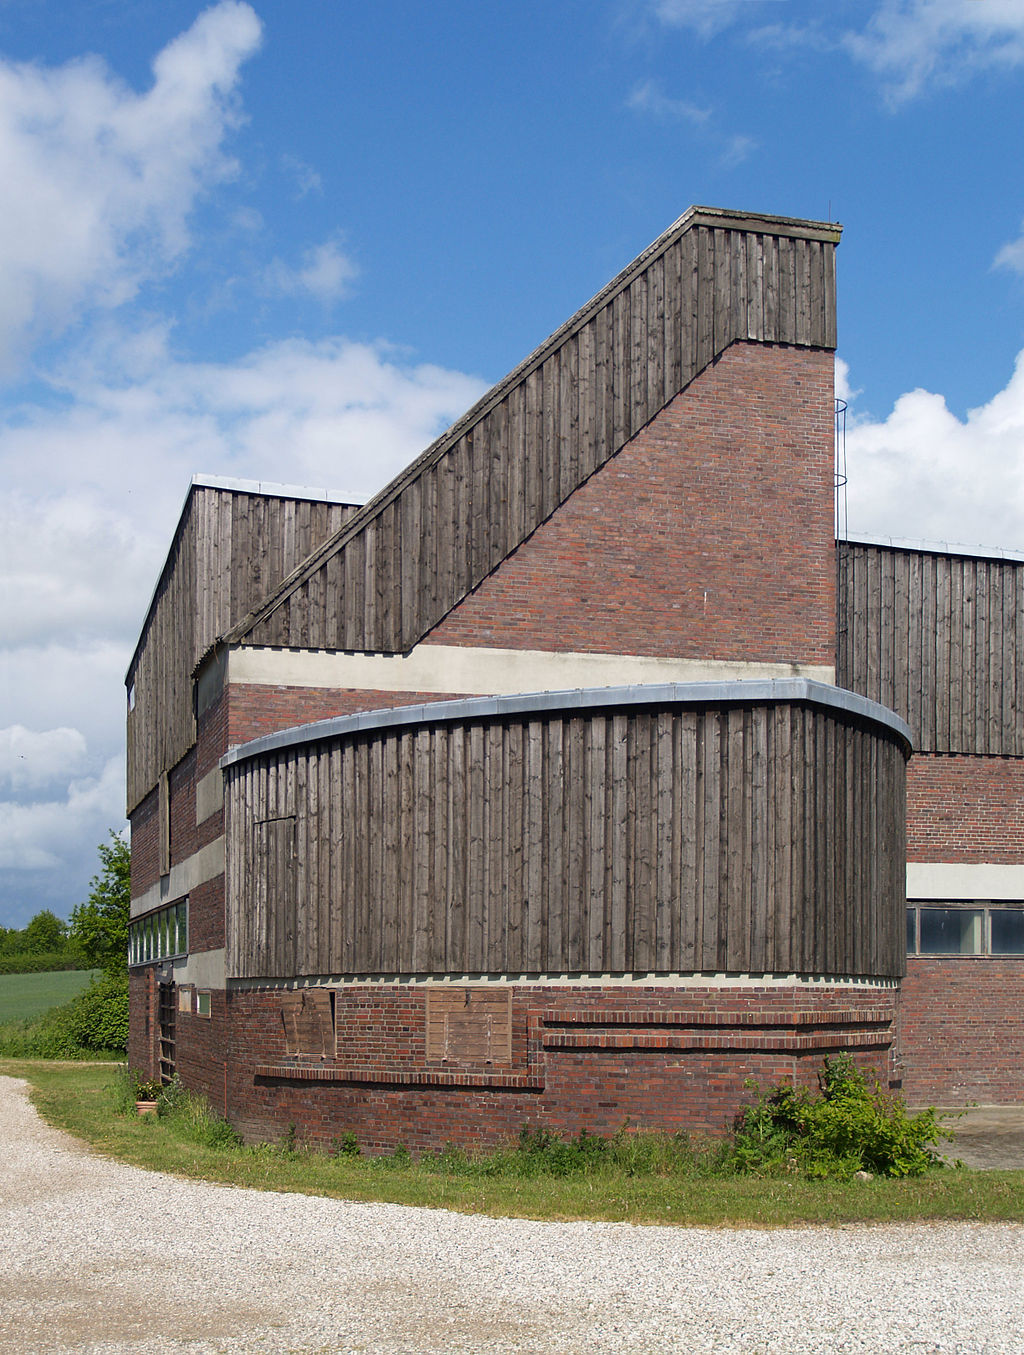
xmin=173 ymin=988 xmax=230 ymax=1114
xmin=130 ymin=786 xmax=158 ymax=897
xmin=900 ymin=958 xmax=1024 ymax=1104
xmin=907 ymin=754 xmax=1024 ymax=862
xmin=425 ymin=342 xmax=836 ymax=666
xmin=219 ymin=982 xmax=896 ymax=1154
xmin=127 ymin=968 xmax=157 ymax=1077
xmin=226 ymin=685 xmax=465 ymax=750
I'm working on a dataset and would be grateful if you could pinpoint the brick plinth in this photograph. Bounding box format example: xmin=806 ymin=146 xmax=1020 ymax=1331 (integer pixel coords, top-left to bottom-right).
xmin=213 ymin=981 xmax=897 ymax=1154
xmin=899 ymin=958 xmax=1024 ymax=1104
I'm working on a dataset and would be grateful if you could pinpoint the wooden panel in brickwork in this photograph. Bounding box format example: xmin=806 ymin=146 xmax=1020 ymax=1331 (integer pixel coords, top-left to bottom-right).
xmin=230 ymin=209 xmax=841 ymax=657
xmin=837 ymin=541 xmax=1024 ymax=755
xmin=127 ymin=486 xmax=359 ymax=811
xmin=225 ymin=697 xmax=906 ymax=982
xmin=280 ymin=989 xmax=334 ymax=1058
xmin=425 ymin=988 xmax=512 ymax=1064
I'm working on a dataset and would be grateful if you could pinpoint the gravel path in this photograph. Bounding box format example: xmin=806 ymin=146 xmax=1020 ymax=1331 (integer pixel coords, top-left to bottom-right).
xmin=2 ymin=1075 xmax=1023 ymax=1354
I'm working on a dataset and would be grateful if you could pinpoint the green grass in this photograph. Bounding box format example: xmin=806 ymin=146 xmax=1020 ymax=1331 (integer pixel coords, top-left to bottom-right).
xmin=2 ymin=1058 xmax=1023 ymax=1228
xmin=0 ymin=969 xmax=100 ymax=1022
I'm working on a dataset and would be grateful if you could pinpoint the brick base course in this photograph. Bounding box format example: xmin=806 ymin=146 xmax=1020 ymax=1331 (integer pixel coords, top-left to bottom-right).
xmin=129 ymin=980 xmax=898 ymax=1154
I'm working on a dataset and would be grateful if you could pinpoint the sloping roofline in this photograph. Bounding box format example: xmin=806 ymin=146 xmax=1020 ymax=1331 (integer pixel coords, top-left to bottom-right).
xmin=221 ymin=206 xmax=842 ymax=651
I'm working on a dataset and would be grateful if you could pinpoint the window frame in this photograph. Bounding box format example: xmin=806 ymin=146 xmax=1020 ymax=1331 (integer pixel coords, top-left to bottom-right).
xmin=906 ymin=900 xmax=1024 ymax=957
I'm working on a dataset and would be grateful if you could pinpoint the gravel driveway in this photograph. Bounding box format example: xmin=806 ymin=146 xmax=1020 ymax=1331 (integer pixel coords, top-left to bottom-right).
xmin=1 ymin=1075 xmax=1023 ymax=1354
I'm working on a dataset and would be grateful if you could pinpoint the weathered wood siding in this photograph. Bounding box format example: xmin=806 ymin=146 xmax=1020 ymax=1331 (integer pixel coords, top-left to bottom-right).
xmin=837 ymin=541 xmax=1024 ymax=755
xmin=234 ymin=210 xmax=841 ymax=655
xmin=127 ymin=487 xmax=358 ymax=811
xmin=226 ymin=699 xmax=905 ymax=981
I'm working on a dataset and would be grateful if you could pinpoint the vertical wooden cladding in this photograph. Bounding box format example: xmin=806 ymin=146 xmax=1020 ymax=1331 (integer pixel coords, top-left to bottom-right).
xmin=127 ymin=487 xmax=359 ymax=811
xmin=241 ymin=214 xmax=841 ymax=655
xmin=225 ymin=699 xmax=905 ymax=983
xmin=838 ymin=541 xmax=1023 ymax=755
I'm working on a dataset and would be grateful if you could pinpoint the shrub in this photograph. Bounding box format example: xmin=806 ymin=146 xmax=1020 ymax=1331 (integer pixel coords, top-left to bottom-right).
xmin=732 ymin=1055 xmax=950 ymax=1180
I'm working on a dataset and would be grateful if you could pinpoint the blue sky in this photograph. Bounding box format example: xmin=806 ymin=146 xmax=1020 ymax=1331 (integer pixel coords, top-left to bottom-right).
xmin=2 ymin=0 xmax=1024 ymax=927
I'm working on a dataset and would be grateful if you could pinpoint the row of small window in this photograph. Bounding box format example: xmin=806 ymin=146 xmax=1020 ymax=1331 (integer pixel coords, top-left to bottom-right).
xmin=906 ymin=902 xmax=1024 ymax=956
xmin=128 ymin=899 xmax=188 ymax=967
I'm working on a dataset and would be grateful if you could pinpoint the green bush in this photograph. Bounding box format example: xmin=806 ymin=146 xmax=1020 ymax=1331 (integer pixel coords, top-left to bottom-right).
xmin=732 ymin=1054 xmax=949 ymax=1180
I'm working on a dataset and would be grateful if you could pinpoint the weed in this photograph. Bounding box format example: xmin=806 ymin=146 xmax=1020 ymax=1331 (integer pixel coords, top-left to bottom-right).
xmin=733 ymin=1055 xmax=951 ymax=1180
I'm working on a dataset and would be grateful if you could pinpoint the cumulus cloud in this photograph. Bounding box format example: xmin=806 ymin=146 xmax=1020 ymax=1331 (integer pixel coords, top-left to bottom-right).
xmin=0 ymin=726 xmax=88 ymax=793
xmin=0 ymin=755 xmax=124 ymax=876
xmin=0 ymin=0 xmax=261 ymax=374
xmin=842 ymin=351 xmax=1024 ymax=551
xmin=267 ymin=237 xmax=359 ymax=303
xmin=843 ymin=0 xmax=1024 ymax=101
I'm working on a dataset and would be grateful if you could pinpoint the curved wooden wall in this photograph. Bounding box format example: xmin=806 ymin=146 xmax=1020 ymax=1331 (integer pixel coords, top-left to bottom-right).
xmin=225 ymin=693 xmax=906 ymax=982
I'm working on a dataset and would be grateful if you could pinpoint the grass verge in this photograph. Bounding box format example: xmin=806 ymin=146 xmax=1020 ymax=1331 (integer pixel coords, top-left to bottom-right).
xmin=2 ymin=1058 xmax=1023 ymax=1227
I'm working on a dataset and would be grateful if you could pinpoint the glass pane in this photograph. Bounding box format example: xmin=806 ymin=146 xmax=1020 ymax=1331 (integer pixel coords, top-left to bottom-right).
xmin=919 ymin=908 xmax=983 ymax=955
xmin=991 ymin=909 xmax=1024 ymax=955
xmin=906 ymin=908 xmax=916 ymax=954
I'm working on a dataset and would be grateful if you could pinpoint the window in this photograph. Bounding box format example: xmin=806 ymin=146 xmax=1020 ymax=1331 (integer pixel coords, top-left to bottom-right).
xmin=129 ymin=898 xmax=188 ymax=966
xmin=906 ymin=902 xmax=1024 ymax=956
xmin=196 ymin=991 xmax=212 ymax=1018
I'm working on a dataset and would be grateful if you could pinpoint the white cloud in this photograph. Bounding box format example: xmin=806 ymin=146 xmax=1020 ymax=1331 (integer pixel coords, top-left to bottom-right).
xmin=627 ymin=80 xmax=711 ymax=125
xmin=0 ymin=0 xmax=261 ymax=374
xmin=843 ymin=0 xmax=1024 ymax=102
xmin=995 ymin=221 xmax=1024 ymax=274
xmin=268 ymin=237 xmax=359 ymax=303
xmin=0 ymin=755 xmax=124 ymax=875
xmin=651 ymin=0 xmax=777 ymax=39
xmin=626 ymin=79 xmax=757 ymax=165
xmin=0 ymin=725 xmax=88 ymax=793
xmin=843 ymin=351 xmax=1024 ymax=551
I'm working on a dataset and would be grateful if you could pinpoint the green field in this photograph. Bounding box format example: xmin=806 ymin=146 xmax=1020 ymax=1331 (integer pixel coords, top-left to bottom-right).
xmin=0 ymin=970 xmax=99 ymax=1023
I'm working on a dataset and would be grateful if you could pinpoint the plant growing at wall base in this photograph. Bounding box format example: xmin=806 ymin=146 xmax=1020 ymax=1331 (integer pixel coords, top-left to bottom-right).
xmin=732 ymin=1054 xmax=950 ymax=1180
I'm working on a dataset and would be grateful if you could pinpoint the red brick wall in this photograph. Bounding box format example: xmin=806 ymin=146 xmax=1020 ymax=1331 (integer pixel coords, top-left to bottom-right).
xmin=130 ymin=786 xmax=158 ymax=897
xmin=907 ymin=754 xmax=1024 ymax=862
xmin=424 ymin=342 xmax=836 ymax=666
xmin=127 ymin=968 xmax=157 ymax=1078
xmin=226 ymin=685 xmax=466 ymax=748
xmin=900 ymin=958 xmax=1024 ymax=1104
xmin=173 ymin=988 xmax=230 ymax=1114
xmin=168 ymin=746 xmax=197 ymax=868
xmin=219 ymin=982 xmax=896 ymax=1153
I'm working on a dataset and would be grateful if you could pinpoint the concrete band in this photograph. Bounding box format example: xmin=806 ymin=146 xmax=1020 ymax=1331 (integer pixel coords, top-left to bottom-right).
xmin=906 ymin=863 xmax=1024 ymax=900
xmin=225 ymin=642 xmax=836 ymax=700
xmin=130 ymin=836 xmax=224 ymax=917
xmin=222 ymin=677 xmax=913 ymax=770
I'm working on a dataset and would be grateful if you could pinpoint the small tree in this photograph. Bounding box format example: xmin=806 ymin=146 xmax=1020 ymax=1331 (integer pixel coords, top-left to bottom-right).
xmin=22 ymin=909 xmax=68 ymax=954
xmin=69 ymin=832 xmax=130 ymax=976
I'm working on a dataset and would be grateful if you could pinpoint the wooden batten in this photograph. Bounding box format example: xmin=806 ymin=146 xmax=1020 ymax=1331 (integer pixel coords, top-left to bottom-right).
xmin=224 ymin=693 xmax=906 ymax=984
xmin=126 ymin=485 xmax=359 ymax=812
xmin=226 ymin=208 xmax=841 ymax=658
xmin=837 ymin=540 xmax=1024 ymax=755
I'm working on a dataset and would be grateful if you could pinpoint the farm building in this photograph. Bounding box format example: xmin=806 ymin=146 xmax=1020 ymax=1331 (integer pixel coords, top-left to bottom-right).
xmin=126 ymin=206 xmax=1024 ymax=1152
